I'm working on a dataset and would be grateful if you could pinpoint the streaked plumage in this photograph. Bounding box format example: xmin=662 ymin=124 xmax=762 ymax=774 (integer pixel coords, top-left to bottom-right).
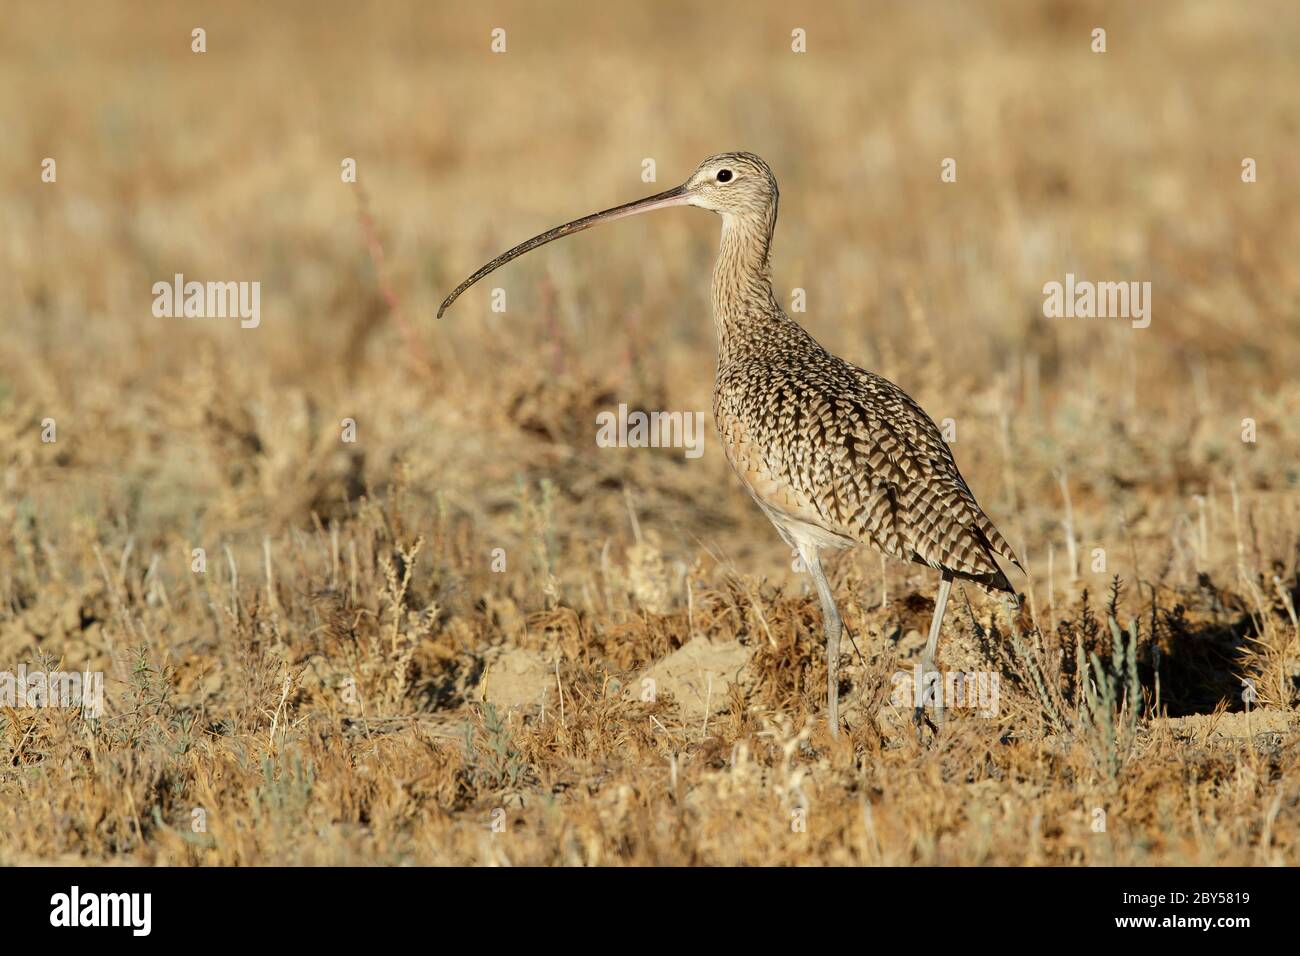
xmin=714 ymin=315 xmax=1019 ymax=591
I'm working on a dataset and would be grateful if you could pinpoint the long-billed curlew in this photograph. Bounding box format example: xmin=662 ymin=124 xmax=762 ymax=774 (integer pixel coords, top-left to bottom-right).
xmin=439 ymin=152 xmax=1022 ymax=738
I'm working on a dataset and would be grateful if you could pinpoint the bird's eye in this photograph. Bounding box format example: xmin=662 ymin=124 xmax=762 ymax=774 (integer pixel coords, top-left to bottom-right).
xmin=716 ymin=169 xmax=733 ymax=183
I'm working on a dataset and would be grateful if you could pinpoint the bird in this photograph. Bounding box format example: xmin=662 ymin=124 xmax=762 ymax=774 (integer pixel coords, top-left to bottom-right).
xmin=438 ymin=151 xmax=1022 ymax=738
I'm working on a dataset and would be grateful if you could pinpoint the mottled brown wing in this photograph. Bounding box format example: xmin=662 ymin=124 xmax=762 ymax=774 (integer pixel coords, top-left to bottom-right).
xmin=731 ymin=360 xmax=1020 ymax=591
xmin=714 ymin=340 xmax=1021 ymax=592
xmin=834 ymin=369 xmax=1021 ymax=590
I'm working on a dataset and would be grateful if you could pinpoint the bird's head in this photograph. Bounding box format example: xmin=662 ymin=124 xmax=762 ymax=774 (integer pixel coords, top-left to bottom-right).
xmin=681 ymin=152 xmax=778 ymax=218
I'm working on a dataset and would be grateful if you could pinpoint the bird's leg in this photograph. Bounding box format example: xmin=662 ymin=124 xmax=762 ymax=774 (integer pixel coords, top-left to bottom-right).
xmin=800 ymin=545 xmax=843 ymax=739
xmin=915 ymin=571 xmax=954 ymax=740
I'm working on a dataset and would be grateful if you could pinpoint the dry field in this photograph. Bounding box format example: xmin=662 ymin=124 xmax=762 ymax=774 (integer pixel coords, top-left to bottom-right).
xmin=1 ymin=1 xmax=1298 ymax=865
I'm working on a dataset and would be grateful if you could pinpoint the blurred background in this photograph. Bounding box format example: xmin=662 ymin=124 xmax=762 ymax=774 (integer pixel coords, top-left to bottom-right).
xmin=3 ymin=1 xmax=1297 ymax=563
xmin=0 ymin=1 xmax=1297 ymax=864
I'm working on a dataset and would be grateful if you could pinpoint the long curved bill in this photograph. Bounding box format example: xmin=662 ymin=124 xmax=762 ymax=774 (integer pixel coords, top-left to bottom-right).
xmin=437 ymin=182 xmax=692 ymax=318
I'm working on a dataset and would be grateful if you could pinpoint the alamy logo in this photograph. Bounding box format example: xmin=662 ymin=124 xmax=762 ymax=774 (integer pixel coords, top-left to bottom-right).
xmin=595 ymin=404 xmax=706 ymax=459
xmin=891 ymin=667 xmax=1000 ymax=717
xmin=152 ymin=273 xmax=261 ymax=328
xmin=1042 ymin=273 xmax=1151 ymax=329
xmin=0 ymin=665 xmax=103 ymax=718
xmin=49 ymin=886 xmax=151 ymax=936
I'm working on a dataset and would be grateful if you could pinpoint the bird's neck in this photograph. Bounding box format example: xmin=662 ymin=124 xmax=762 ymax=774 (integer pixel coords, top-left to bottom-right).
xmin=711 ymin=209 xmax=793 ymax=363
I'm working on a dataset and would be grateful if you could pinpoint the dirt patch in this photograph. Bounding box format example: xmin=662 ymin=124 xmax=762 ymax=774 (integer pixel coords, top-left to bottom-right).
xmin=481 ymin=647 xmax=552 ymax=711
xmin=632 ymin=636 xmax=751 ymax=720
xmin=1156 ymin=708 xmax=1294 ymax=743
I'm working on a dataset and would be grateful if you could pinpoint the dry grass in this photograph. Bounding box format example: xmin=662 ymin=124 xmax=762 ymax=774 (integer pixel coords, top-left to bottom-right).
xmin=1 ymin=0 xmax=1298 ymax=865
